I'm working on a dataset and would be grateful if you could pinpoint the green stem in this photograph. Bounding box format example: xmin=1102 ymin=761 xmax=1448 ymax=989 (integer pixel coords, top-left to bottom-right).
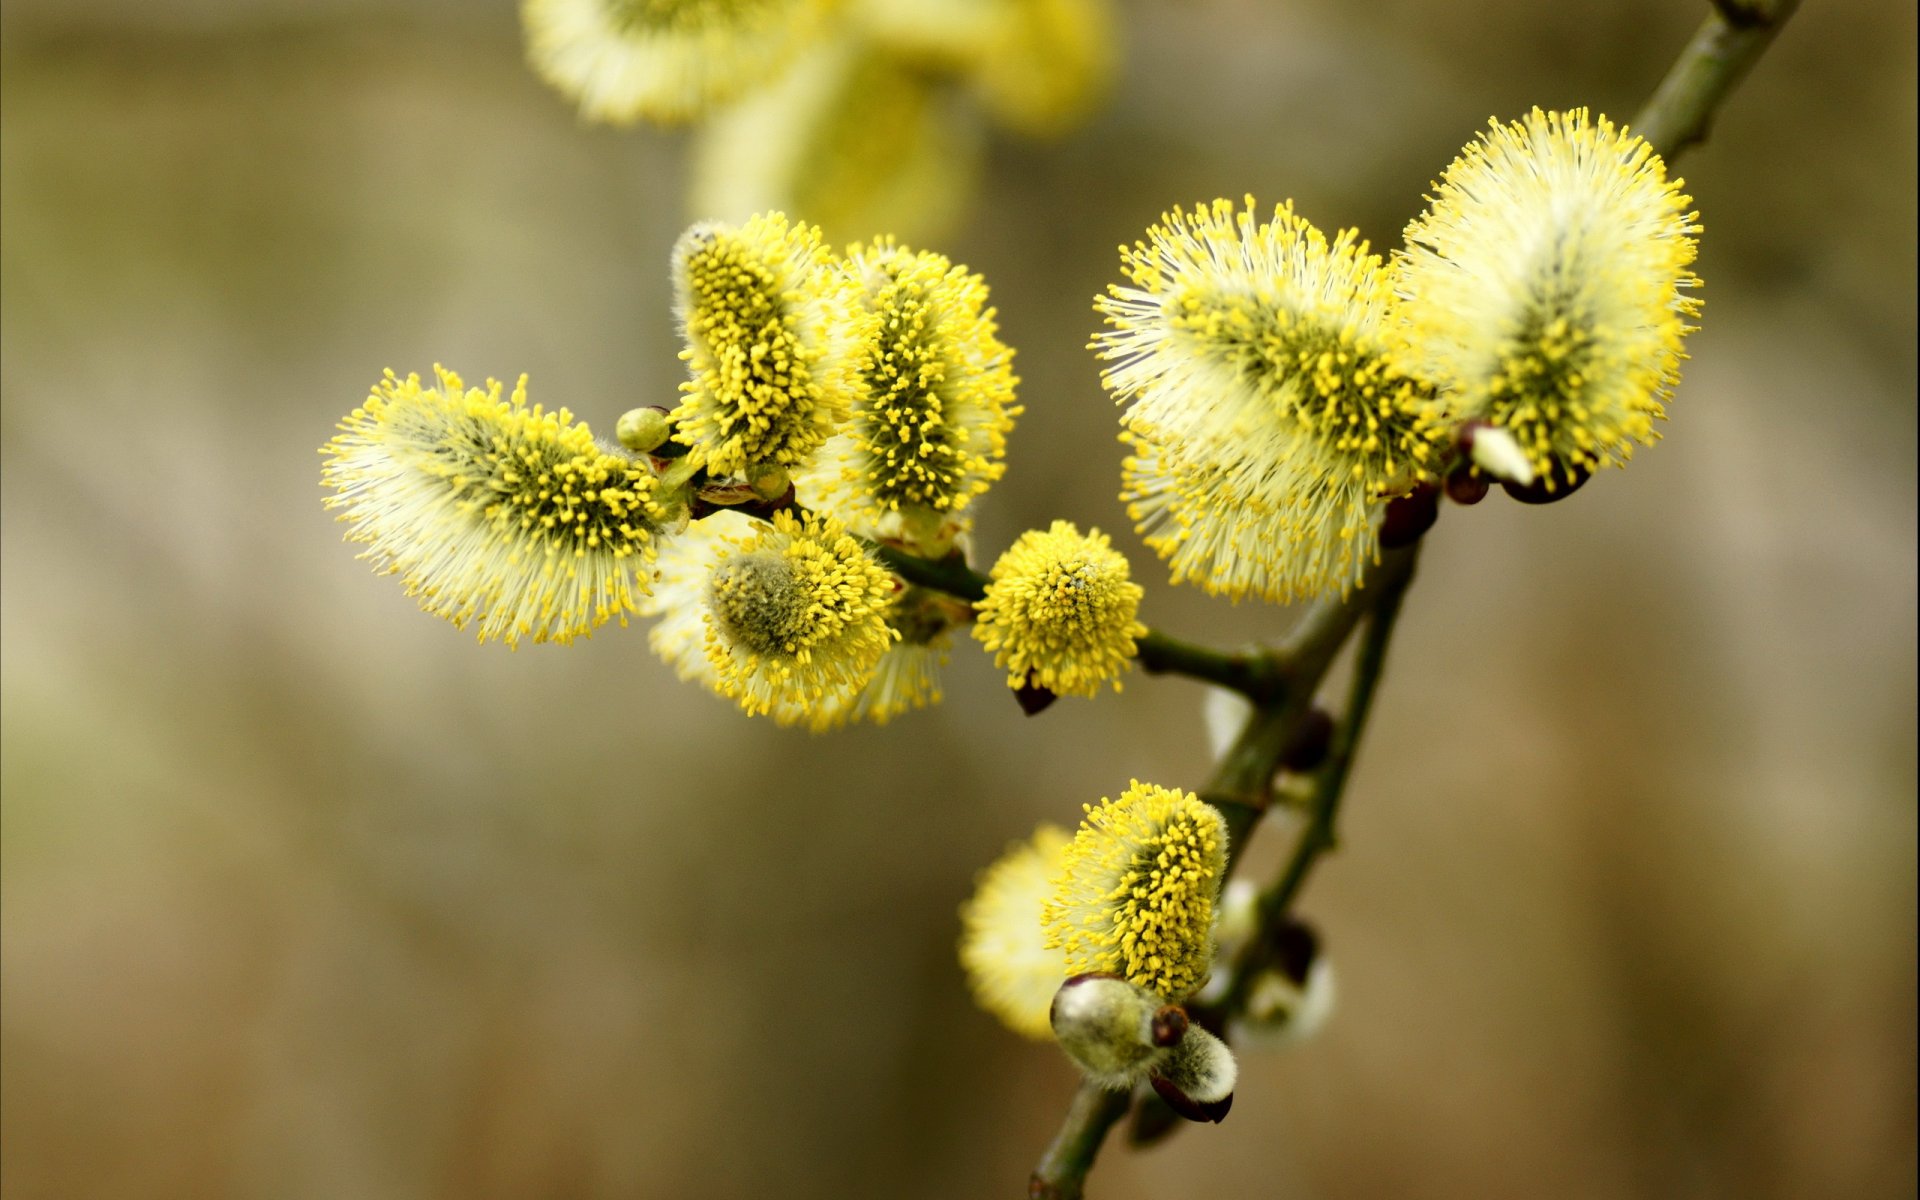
xmin=1202 ymin=547 xmax=1420 ymax=861
xmin=1216 ymin=556 xmax=1416 ymax=1014
xmin=1024 ymin=549 xmax=1417 ymax=1199
xmin=1024 ymin=4 xmax=1803 ymax=1180
xmin=1027 ymin=1084 xmax=1133 ymax=1200
xmin=1133 ymin=631 xmax=1282 ymax=700
xmin=1631 ymin=0 xmax=1801 ymax=160
xmin=874 ymin=543 xmax=988 ymax=603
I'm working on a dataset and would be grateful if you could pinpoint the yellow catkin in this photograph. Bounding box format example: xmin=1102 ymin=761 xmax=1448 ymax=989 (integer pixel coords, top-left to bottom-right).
xmin=1043 ymin=781 xmax=1227 ymax=1001
xmin=640 ymin=509 xmax=898 ymax=720
xmin=521 ymin=0 xmax=830 ymax=126
xmin=802 ymin=239 xmax=1020 ymax=537
xmin=1394 ymin=108 xmax=1702 ymax=491
xmin=971 ymin=521 xmax=1146 ymax=698
xmin=321 ymin=366 xmax=665 ymax=647
xmin=671 ymin=212 xmax=867 ymax=477
xmin=959 ymin=824 xmax=1073 ymax=1039
xmin=1094 ymin=198 xmax=1444 ymax=604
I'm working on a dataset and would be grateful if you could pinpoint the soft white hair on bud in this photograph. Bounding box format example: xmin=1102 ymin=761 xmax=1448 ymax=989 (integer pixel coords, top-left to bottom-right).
xmin=1234 ymin=955 xmax=1338 ymax=1050
xmin=1469 ymin=425 xmax=1537 ymax=486
xmin=1049 ymin=975 xmax=1163 ymax=1089
xmin=1155 ymin=1024 xmax=1237 ymax=1105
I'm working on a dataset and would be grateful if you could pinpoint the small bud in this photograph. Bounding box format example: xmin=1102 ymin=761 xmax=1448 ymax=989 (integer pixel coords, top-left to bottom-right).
xmin=1013 ymin=674 xmax=1058 ymax=716
xmin=1150 ymin=1005 xmax=1189 ymax=1048
xmin=1444 ymin=463 xmax=1491 ymax=506
xmin=747 ymin=462 xmax=791 ymax=502
xmin=1148 ymin=1024 xmax=1236 ymax=1123
xmin=1050 ymin=974 xmax=1167 ymax=1090
xmin=1232 ymin=918 xmax=1337 ymax=1050
xmin=616 ymin=406 xmax=672 ymax=454
xmin=1379 ymin=483 xmax=1440 ymax=549
xmin=1281 ymin=707 xmax=1335 ymax=773
xmin=1460 ymin=421 xmax=1536 ymax=487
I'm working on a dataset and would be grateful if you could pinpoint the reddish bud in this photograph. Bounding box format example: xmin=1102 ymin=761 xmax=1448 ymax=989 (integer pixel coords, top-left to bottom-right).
xmin=1150 ymin=1006 xmax=1189 ymax=1048
xmin=1445 ymin=465 xmax=1490 ymax=506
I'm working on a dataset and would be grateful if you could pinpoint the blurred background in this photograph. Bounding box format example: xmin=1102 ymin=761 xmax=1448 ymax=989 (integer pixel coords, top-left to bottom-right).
xmin=3 ymin=1 xmax=1914 ymax=1197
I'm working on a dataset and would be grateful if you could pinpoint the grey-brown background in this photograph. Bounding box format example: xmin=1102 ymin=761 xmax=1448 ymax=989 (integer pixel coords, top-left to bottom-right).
xmin=3 ymin=2 xmax=1914 ymax=1197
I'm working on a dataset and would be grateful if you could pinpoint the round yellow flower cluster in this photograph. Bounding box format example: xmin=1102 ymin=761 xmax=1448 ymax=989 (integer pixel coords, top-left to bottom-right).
xmin=972 ymin=521 xmax=1147 ymax=698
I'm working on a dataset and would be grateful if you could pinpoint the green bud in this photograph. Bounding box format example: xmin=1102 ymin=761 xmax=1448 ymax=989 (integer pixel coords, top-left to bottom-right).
xmin=1049 ymin=974 xmax=1166 ymax=1089
xmin=616 ymin=406 xmax=673 ymax=454
xmin=1148 ymin=1024 xmax=1236 ymax=1122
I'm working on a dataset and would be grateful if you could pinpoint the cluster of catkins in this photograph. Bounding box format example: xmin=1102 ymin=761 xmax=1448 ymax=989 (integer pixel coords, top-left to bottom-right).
xmin=322 ymin=106 xmax=1700 ymax=1103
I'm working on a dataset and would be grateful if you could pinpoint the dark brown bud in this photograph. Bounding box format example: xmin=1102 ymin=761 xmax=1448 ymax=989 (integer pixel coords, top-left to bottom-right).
xmin=1379 ymin=483 xmax=1441 ymax=548
xmin=1013 ymin=674 xmax=1058 ymax=716
xmin=1444 ymin=464 xmax=1491 ymax=506
xmin=1281 ymin=707 xmax=1335 ymax=773
xmin=1149 ymin=1073 xmax=1234 ymax=1124
xmin=1271 ymin=917 xmax=1320 ymax=986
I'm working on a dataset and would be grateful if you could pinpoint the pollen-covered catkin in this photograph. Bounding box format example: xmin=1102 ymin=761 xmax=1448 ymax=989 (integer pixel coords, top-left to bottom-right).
xmin=972 ymin=521 xmax=1146 ymax=697
xmin=671 ymin=212 xmax=866 ymax=477
xmin=801 ymin=239 xmax=1019 ymax=544
xmin=1043 ymin=780 xmax=1227 ymax=1001
xmin=1393 ymin=108 xmax=1701 ymax=492
xmin=321 ymin=366 xmax=667 ymax=647
xmin=640 ymin=508 xmax=898 ymax=721
xmin=1094 ymin=198 xmax=1444 ymax=603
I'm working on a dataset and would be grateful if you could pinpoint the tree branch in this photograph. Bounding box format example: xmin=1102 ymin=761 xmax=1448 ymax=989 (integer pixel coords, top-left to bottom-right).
xmin=1631 ymin=0 xmax=1801 ymax=160
xmin=1214 ymin=556 xmax=1416 ymax=1015
xmin=1028 ymin=1084 xmax=1133 ymax=1200
xmin=1022 ymin=3 xmax=1803 ymax=1186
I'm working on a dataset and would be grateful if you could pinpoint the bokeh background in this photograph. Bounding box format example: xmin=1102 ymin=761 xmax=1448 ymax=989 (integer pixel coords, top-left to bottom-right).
xmin=3 ymin=2 xmax=1914 ymax=1197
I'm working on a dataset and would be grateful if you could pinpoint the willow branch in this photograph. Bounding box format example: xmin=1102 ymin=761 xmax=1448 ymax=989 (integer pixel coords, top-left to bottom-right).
xmin=1631 ymin=0 xmax=1801 ymax=160
xmin=1026 ymin=549 xmax=1416 ymax=1199
xmin=873 ymin=543 xmax=989 ymax=602
xmin=1024 ymin=4 xmax=1801 ymax=1187
xmin=1214 ymin=556 xmax=1415 ymax=1014
xmin=1028 ymin=1084 xmax=1133 ymax=1200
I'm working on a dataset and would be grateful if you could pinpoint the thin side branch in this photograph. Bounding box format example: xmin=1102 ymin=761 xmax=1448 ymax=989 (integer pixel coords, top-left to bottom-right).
xmin=1025 ymin=549 xmax=1418 ymax=1198
xmin=1632 ymin=0 xmax=1801 ymax=160
xmin=1215 ymin=556 xmax=1416 ymax=1015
